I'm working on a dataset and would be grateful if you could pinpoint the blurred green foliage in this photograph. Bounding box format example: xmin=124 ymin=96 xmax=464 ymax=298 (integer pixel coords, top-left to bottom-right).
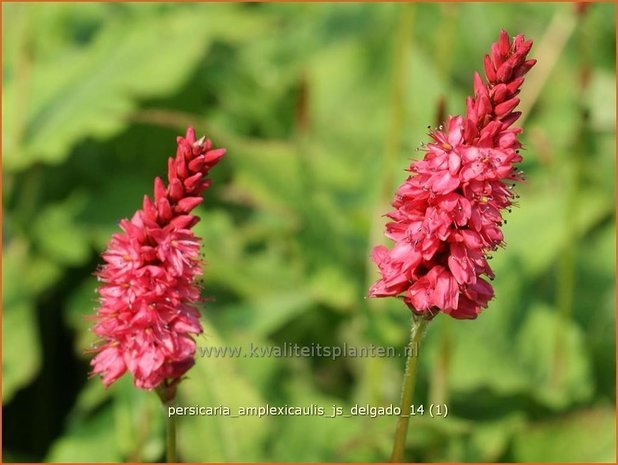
xmin=2 ymin=2 xmax=615 ymax=463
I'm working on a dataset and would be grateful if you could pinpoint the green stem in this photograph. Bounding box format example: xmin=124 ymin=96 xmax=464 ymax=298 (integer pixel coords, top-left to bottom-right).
xmin=390 ymin=315 xmax=429 ymax=462
xmin=550 ymin=7 xmax=589 ymax=389
xmin=157 ymin=381 xmax=179 ymax=463
xmin=166 ymin=399 xmax=177 ymax=463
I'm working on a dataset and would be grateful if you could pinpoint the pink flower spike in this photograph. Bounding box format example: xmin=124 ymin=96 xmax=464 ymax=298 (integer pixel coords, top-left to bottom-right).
xmin=369 ymin=31 xmax=535 ymax=320
xmin=90 ymin=128 xmax=225 ymax=389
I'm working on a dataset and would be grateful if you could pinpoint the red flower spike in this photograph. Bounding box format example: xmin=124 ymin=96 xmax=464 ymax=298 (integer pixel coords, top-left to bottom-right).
xmin=369 ymin=31 xmax=535 ymax=320
xmin=90 ymin=128 xmax=226 ymax=389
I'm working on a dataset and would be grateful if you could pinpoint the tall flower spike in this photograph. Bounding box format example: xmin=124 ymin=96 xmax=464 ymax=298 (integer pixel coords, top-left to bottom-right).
xmin=369 ymin=30 xmax=535 ymax=319
xmin=90 ymin=128 xmax=226 ymax=389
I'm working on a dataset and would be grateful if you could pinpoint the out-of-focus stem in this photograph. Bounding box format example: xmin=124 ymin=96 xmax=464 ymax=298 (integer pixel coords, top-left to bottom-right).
xmin=127 ymin=401 xmax=152 ymax=462
xmin=9 ymin=4 xmax=33 ymax=161
xmin=131 ymin=108 xmax=203 ymax=132
xmin=434 ymin=3 xmax=459 ymax=80
xmin=550 ymin=4 xmax=590 ymax=389
xmin=390 ymin=315 xmax=429 ymax=462
xmin=518 ymin=6 xmax=577 ymax=125
xmin=4 ymin=5 xmax=34 ymax=208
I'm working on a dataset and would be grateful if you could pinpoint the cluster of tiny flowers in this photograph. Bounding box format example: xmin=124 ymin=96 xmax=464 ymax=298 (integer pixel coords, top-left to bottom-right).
xmin=91 ymin=128 xmax=225 ymax=389
xmin=369 ymin=31 xmax=535 ymax=319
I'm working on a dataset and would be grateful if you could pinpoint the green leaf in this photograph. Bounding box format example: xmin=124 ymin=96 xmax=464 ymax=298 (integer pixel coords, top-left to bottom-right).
xmin=512 ymin=406 xmax=616 ymax=462
xmin=270 ymin=378 xmax=374 ymax=462
xmin=447 ymin=330 xmax=529 ymax=395
xmin=446 ymin=302 xmax=594 ymax=409
xmin=69 ymin=378 xmax=112 ymax=421
xmin=226 ymin=139 xmax=304 ymax=214
xmin=178 ymin=322 xmax=270 ymax=462
xmin=308 ymin=265 xmax=358 ymax=311
xmin=515 ymin=304 xmax=594 ymax=409
xmin=3 ymin=6 xmax=215 ymax=171
xmin=3 ymin=237 xmax=62 ymax=306
xmin=53 ymin=377 xmax=164 ymax=462
xmin=32 ymin=193 xmax=92 ymax=266
xmin=587 ymin=70 xmax=616 ymax=132
xmin=494 ymin=181 xmax=612 ymax=278
xmin=466 ymin=413 xmax=526 ymax=462
xmin=195 ymin=210 xmax=296 ymax=291
xmin=405 ymin=414 xmax=474 ymax=462
xmin=65 ymin=277 xmax=98 ymax=357
xmin=78 ymin=173 xmax=151 ymax=249
xmin=2 ymin=238 xmax=60 ymax=402
xmin=221 ymin=292 xmax=313 ymax=337
xmin=2 ymin=301 xmax=40 ymax=404
xmin=112 ymin=377 xmax=165 ymax=462
xmin=46 ymin=406 xmax=122 ymax=462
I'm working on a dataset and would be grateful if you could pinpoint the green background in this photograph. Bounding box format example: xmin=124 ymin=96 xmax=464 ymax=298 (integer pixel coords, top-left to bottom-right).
xmin=2 ymin=2 xmax=616 ymax=462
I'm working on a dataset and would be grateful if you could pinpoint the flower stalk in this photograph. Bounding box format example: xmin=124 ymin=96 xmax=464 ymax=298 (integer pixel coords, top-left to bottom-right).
xmin=166 ymin=401 xmax=177 ymax=463
xmin=90 ymin=127 xmax=225 ymax=462
xmin=368 ymin=30 xmax=535 ymax=462
xmin=390 ymin=315 xmax=429 ymax=463
xmin=156 ymin=380 xmax=180 ymax=462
